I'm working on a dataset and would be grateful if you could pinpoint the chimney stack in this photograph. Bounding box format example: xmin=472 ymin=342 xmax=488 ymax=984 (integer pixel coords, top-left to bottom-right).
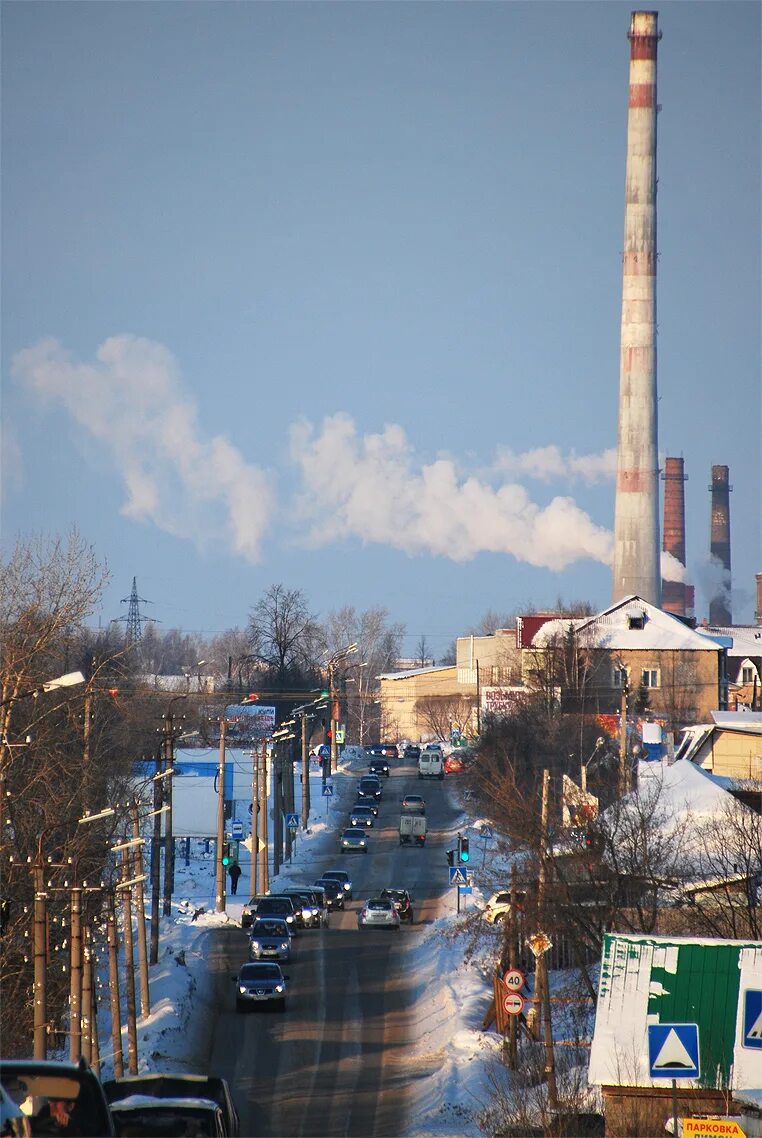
xmin=709 ymin=464 xmax=732 ymax=625
xmin=755 ymin=573 xmax=762 ymax=627
xmin=612 ymin=11 xmax=662 ymax=607
xmin=661 ymin=456 xmax=687 ymax=616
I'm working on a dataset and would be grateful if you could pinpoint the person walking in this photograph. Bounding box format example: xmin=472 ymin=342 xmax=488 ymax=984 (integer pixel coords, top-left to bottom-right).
xmin=228 ymin=861 xmax=242 ymax=895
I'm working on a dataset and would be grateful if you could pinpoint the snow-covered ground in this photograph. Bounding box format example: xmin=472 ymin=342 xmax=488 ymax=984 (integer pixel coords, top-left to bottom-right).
xmin=90 ymin=746 xmax=568 ymax=1137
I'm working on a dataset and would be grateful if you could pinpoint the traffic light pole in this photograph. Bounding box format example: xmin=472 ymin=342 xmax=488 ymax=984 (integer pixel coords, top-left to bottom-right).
xmin=215 ymin=718 xmax=227 ymax=914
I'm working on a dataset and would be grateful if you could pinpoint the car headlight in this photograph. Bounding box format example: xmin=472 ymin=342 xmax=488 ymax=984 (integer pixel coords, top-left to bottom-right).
xmin=280 ymin=942 xmax=289 ymax=951
xmin=275 ymin=984 xmax=284 ymax=993
xmin=285 ymin=915 xmax=294 ymax=923
xmin=239 ymin=985 xmax=248 ymax=994
xmin=343 ymin=884 xmax=350 ymax=891
xmin=250 ymin=940 xmax=261 ymax=951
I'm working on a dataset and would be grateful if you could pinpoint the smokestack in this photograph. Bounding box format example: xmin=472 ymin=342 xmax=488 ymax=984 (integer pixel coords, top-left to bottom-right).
xmin=612 ymin=11 xmax=662 ymax=607
xmin=661 ymin=456 xmax=687 ymax=616
xmin=756 ymin=573 xmax=762 ymax=626
xmin=709 ymin=464 xmax=732 ymax=625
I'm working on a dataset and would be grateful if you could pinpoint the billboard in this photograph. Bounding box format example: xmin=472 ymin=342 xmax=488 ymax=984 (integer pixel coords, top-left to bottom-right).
xmin=481 ymin=687 xmax=528 ymax=718
xmin=223 ymin=703 xmax=276 ymax=743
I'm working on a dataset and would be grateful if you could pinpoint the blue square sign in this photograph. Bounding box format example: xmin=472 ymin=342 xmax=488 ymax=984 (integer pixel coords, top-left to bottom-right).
xmin=647 ymin=1023 xmax=700 ymax=1079
xmin=743 ymin=989 xmax=762 ymax=1049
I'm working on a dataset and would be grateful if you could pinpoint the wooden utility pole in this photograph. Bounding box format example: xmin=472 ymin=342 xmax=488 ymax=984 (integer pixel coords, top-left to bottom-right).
xmin=106 ymin=890 xmax=124 ymax=1077
xmin=505 ymin=867 xmax=519 ymax=1068
xmin=534 ymin=769 xmax=558 ymax=1107
xmin=119 ymin=847 xmax=138 ymax=1075
xmin=273 ymin=742 xmax=282 ymax=876
xmin=81 ymin=922 xmax=93 ymax=1064
xmin=249 ymin=748 xmax=258 ymax=899
xmin=163 ymin=711 xmax=175 ymax=917
xmin=131 ymin=803 xmax=150 ymax=1017
xmin=69 ymin=883 xmax=83 ymax=1061
xmin=301 ymin=713 xmax=310 ymax=830
xmin=619 ymin=674 xmax=630 ymax=795
xmin=88 ymin=928 xmax=101 ymax=1076
xmin=150 ymin=744 xmax=163 ymax=965
xmin=215 ymin=718 xmax=227 ymax=913
xmin=32 ymin=855 xmax=47 ymax=1060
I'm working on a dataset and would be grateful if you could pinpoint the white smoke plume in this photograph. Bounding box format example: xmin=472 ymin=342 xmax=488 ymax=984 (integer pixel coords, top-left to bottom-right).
xmin=290 ymin=413 xmax=613 ymax=569
xmin=696 ymin=555 xmax=732 ymax=610
xmin=494 ymin=444 xmax=617 ymax=483
xmin=661 ymin=551 xmax=688 ymax=583
xmin=12 ymin=337 xmax=274 ymax=561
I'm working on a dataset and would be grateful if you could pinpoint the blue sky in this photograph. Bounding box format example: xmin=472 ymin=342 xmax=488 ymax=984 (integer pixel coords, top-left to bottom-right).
xmin=2 ymin=1 xmax=759 ymax=659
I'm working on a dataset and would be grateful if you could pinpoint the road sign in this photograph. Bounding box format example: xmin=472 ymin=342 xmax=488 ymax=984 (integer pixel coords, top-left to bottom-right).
xmin=481 ymin=824 xmax=493 ymax=839
xmin=647 ymin=1023 xmax=700 ymax=1080
xmin=683 ymin=1120 xmax=746 ymax=1138
xmin=503 ymin=968 xmax=526 ymax=991
xmin=464 ymin=789 xmax=473 ymax=801
xmin=742 ymin=989 xmax=762 ymax=1049
xmin=503 ymin=992 xmax=524 ymax=1016
xmin=231 ymin=821 xmax=244 ymax=839
xmin=459 ymin=885 xmax=473 ymax=894
xmin=322 ymin=784 xmax=334 ymax=797
xmin=449 ymin=867 xmax=468 ymax=885
xmin=285 ymin=813 xmax=299 ymax=830
xmin=527 ymin=932 xmax=553 ymax=957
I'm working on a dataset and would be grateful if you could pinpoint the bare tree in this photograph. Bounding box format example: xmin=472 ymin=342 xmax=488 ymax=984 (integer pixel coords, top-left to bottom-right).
xmin=415 ymin=694 xmax=478 ymax=742
xmin=415 ymin=634 xmax=430 ymax=667
xmin=248 ymin=584 xmax=322 ymax=687
xmin=323 ymin=606 xmax=404 ymax=743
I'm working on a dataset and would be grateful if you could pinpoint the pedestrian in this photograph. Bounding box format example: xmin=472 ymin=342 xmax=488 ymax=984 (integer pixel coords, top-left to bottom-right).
xmin=228 ymin=861 xmax=242 ymax=895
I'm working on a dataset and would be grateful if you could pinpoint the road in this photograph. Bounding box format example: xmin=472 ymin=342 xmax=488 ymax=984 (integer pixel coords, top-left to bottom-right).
xmin=203 ymin=759 xmax=463 ymax=1137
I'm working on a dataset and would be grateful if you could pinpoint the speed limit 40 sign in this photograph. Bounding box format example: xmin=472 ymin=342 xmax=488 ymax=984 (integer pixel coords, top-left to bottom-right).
xmin=503 ymin=968 xmax=526 ymax=991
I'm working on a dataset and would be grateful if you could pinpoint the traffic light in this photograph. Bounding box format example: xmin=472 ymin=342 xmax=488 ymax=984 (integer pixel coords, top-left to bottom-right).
xmin=326 ymin=728 xmax=332 ymax=741
xmin=221 ymin=841 xmax=232 ymax=867
xmin=446 ymin=849 xmax=455 ymax=867
xmin=458 ymin=835 xmax=470 ymax=863
xmin=319 ymin=690 xmax=329 ymax=699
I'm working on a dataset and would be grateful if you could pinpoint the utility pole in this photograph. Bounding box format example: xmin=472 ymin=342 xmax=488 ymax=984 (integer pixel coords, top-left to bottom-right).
xmin=272 ymin=741 xmax=282 ymax=876
xmin=69 ymin=881 xmax=83 ymax=1062
xmin=301 ymin=713 xmax=310 ymax=831
xmin=106 ymin=890 xmax=124 ymax=1077
xmin=505 ymin=866 xmax=520 ymax=1069
xmin=533 ymin=769 xmax=558 ymax=1107
xmin=215 ymin=717 xmax=227 ymax=913
xmin=119 ymin=846 xmax=139 ymax=1075
xmin=32 ymin=850 xmax=47 ymax=1060
xmin=150 ymin=743 xmax=163 ymax=965
xmin=619 ymin=671 xmax=630 ymax=795
xmin=81 ymin=921 xmax=93 ymax=1064
xmin=131 ymin=802 xmax=150 ymax=1017
xmin=258 ymin=740 xmax=269 ymax=895
xmin=249 ymin=748 xmax=258 ymax=899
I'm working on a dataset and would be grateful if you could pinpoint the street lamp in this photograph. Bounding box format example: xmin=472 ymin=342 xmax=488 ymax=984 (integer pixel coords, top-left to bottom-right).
xmin=326 ymin=644 xmax=358 ymax=774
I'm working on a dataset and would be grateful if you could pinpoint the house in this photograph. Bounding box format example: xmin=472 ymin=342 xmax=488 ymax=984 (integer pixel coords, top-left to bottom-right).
xmin=674 ymin=709 xmax=762 ymax=784
xmin=377 ymin=665 xmax=470 ymax=742
xmin=698 ymin=625 xmax=762 ymax=711
xmin=527 ymin=595 xmax=729 ymax=730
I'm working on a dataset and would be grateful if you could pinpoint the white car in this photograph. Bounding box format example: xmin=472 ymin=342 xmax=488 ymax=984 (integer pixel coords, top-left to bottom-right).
xmin=483 ymin=889 xmax=528 ymax=924
xmin=357 ymin=898 xmax=400 ymax=929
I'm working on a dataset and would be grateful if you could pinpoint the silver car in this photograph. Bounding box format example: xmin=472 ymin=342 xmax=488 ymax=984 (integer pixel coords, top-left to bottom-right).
xmin=234 ymin=962 xmax=289 ymax=1012
xmin=357 ymin=898 xmax=400 ymax=929
xmin=340 ymin=828 xmax=368 ymax=853
xmin=248 ymin=917 xmax=293 ymax=962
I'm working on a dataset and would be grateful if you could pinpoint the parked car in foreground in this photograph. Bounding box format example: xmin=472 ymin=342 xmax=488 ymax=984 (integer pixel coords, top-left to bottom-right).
xmin=0 ymin=1058 xmax=116 ymax=1137
xmin=357 ymin=897 xmax=400 ymax=929
xmin=102 ymin=1073 xmax=239 ymax=1137
xmin=233 ymin=962 xmax=289 ymax=1012
xmin=340 ymin=828 xmax=368 ymax=853
xmin=109 ymin=1093 xmax=226 ymax=1136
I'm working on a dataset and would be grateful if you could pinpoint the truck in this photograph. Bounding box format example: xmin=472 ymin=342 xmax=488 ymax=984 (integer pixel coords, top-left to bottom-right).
xmin=399 ymin=814 xmax=427 ymax=846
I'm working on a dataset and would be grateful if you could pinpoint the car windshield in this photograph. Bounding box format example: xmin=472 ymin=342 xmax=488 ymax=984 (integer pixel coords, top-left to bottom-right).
xmin=250 ymin=919 xmax=288 ymax=936
xmin=352 ymin=806 xmax=371 ymax=814
xmin=240 ymin=963 xmax=281 ymax=980
xmin=257 ymin=899 xmax=291 ymax=914
xmin=382 ymin=890 xmax=407 ymax=902
xmin=316 ymin=880 xmax=341 ymax=895
xmin=323 ymin=873 xmax=348 ymax=883
xmin=367 ymin=900 xmax=393 ymax=911
xmin=342 ymin=829 xmax=362 ymax=838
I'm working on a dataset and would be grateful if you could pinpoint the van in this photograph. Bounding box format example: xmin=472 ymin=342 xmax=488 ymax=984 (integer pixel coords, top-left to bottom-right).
xmin=418 ymin=750 xmax=444 ymax=779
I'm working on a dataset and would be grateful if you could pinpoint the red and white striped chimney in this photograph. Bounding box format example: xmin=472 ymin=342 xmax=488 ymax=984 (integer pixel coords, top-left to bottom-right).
xmin=612 ymin=11 xmax=662 ymax=607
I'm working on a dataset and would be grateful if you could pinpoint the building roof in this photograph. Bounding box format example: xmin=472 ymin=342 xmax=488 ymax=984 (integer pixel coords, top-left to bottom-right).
xmin=699 ymin=625 xmax=762 ymax=658
xmin=531 ymin=595 xmax=726 ymax=652
xmin=377 ymin=665 xmax=455 ymax=681
xmin=711 ymin=709 xmax=762 ymax=734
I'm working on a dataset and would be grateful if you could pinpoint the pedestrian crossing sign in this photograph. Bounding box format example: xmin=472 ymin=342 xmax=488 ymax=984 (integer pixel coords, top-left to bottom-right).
xmin=449 ymin=867 xmax=468 ymax=885
xmin=648 ymin=1023 xmax=700 ymax=1079
xmin=743 ymin=989 xmax=762 ymax=1049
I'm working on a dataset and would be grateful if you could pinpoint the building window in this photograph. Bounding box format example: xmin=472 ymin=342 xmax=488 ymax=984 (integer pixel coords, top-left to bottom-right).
xmin=742 ymin=665 xmax=755 ymax=684
xmin=613 ymin=667 xmax=629 ymax=688
xmin=641 ymin=668 xmax=660 ymax=689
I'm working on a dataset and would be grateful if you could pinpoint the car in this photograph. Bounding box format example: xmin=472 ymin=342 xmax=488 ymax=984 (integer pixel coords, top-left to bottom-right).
xmin=380 ymin=888 xmax=414 ymax=923
xmin=444 ymin=753 xmax=466 ymax=774
xmin=357 ymin=777 xmax=382 ymax=801
xmin=403 ymin=744 xmax=421 ymax=760
xmin=305 ymin=885 xmax=330 ymax=926
xmin=400 ymin=794 xmax=426 ymax=815
xmin=281 ymin=889 xmax=323 ymax=929
xmin=251 ymin=895 xmax=298 ymax=931
xmin=233 ymin=961 xmax=289 ymax=1012
xmin=108 ymin=1094 xmax=227 ymax=1136
xmin=357 ymin=897 xmax=400 ymax=929
xmin=349 ymin=804 xmax=374 ymax=828
xmin=314 ymin=878 xmax=345 ymax=910
xmin=368 ymin=758 xmax=390 ymax=778
xmin=248 ymin=917 xmax=293 ymax=962
xmin=0 ymin=1058 xmax=116 ymax=1136
xmin=367 ymin=743 xmax=398 ymax=759
xmin=340 ymin=828 xmax=368 ymax=853
xmin=319 ymin=870 xmax=353 ymax=900
xmin=102 ymin=1074 xmax=239 ymax=1137
xmin=353 ymin=797 xmax=379 ymax=817
xmin=483 ymin=889 xmax=528 ymax=925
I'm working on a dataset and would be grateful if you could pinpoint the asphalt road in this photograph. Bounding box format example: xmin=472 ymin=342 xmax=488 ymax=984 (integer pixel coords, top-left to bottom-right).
xmin=204 ymin=759 xmax=464 ymax=1137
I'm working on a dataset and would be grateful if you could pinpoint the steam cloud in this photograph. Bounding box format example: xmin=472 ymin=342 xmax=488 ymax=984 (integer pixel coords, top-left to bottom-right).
xmin=494 ymin=445 xmax=617 ymax=483
xmin=661 ymin=551 xmax=688 ymax=583
xmin=12 ymin=337 xmax=274 ymax=561
xmin=290 ymin=413 xmax=614 ymax=569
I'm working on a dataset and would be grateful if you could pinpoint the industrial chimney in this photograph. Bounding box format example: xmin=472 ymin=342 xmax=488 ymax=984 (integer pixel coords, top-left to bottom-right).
xmin=612 ymin=11 xmax=662 ymax=607
xmin=755 ymin=573 xmax=762 ymax=626
xmin=661 ymin=456 xmax=687 ymax=616
xmin=709 ymin=464 xmax=732 ymax=625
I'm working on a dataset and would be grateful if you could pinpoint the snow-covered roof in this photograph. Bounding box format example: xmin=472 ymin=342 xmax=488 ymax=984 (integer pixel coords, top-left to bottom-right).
xmin=377 ymin=665 xmax=455 ymax=681
xmin=711 ymin=709 xmax=762 ymax=734
xmin=699 ymin=625 xmax=762 ymax=658
xmin=532 ymin=596 xmax=726 ymax=652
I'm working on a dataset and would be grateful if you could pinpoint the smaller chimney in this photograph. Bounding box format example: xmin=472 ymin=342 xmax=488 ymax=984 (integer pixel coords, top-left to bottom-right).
xmin=756 ymin=573 xmax=762 ymax=627
xmin=662 ymin=457 xmax=688 ymax=617
xmin=709 ymin=464 xmax=732 ymax=626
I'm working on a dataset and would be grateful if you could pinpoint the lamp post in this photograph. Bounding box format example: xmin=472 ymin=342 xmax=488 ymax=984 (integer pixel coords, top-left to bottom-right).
xmin=326 ymin=644 xmax=358 ymax=774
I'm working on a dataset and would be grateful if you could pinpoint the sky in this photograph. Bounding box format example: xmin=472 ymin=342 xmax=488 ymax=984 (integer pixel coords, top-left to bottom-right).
xmin=2 ymin=1 xmax=760 ymax=660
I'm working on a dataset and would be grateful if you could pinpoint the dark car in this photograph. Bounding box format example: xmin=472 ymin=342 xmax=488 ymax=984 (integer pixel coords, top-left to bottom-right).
xmin=233 ymin=961 xmax=288 ymax=1012
xmin=357 ymin=777 xmax=382 ymax=802
xmin=281 ymin=889 xmax=323 ymax=929
xmin=314 ymin=877 xmax=345 ymax=909
xmin=353 ymin=797 xmax=379 ymax=817
xmin=368 ymin=743 xmax=398 ymax=759
xmin=368 ymin=758 xmax=390 ymax=778
xmin=380 ymin=888 xmax=414 ymax=923
xmin=319 ymin=870 xmax=353 ymax=900
xmin=103 ymin=1074 xmax=239 ymax=1138
xmin=0 ymin=1057 xmax=116 ymax=1136
xmin=349 ymin=804 xmax=375 ymax=828
xmin=403 ymin=744 xmax=421 ymax=760
xmin=253 ymin=895 xmax=298 ymax=931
